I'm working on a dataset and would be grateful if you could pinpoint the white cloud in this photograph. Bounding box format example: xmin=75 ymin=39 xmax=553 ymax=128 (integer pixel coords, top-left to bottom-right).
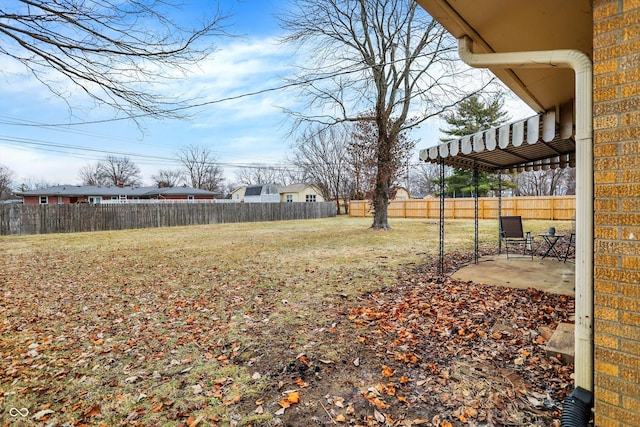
xmin=1 ymin=145 xmax=80 ymax=185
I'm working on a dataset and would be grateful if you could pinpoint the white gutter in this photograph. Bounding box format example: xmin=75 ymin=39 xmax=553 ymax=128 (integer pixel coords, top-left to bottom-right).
xmin=458 ymin=36 xmax=594 ymax=392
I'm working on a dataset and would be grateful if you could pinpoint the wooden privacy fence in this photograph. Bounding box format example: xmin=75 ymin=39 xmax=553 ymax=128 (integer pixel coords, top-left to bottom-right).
xmin=349 ymin=196 xmax=576 ymax=220
xmin=0 ymin=202 xmax=336 ymax=235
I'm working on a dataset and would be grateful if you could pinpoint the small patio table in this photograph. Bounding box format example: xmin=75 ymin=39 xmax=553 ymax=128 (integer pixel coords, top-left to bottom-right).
xmin=538 ymin=233 xmax=565 ymax=261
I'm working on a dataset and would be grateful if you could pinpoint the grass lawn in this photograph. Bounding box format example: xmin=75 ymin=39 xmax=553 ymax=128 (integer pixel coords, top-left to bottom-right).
xmin=0 ymin=217 xmax=574 ymax=426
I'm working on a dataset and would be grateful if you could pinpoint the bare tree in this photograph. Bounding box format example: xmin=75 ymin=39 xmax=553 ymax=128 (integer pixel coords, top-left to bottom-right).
xmin=17 ymin=178 xmax=59 ymax=191
xmin=151 ymin=169 xmax=184 ymax=188
xmin=0 ymin=1 xmax=229 ymax=119
xmin=410 ymin=162 xmax=442 ymax=197
xmin=234 ymin=164 xmax=282 ymax=186
xmin=345 ymin=134 xmax=373 ymax=201
xmin=95 ymin=156 xmax=142 ymax=186
xmin=276 ymin=167 xmax=305 ymax=187
xmin=78 ymin=163 xmax=102 ymax=186
xmin=179 ymin=145 xmax=224 ymax=191
xmin=0 ymin=164 xmax=15 ymax=200
xmin=291 ymin=126 xmax=350 ymax=214
xmin=280 ymin=0 xmax=487 ymax=229
xmin=512 ymin=168 xmax=575 ymax=196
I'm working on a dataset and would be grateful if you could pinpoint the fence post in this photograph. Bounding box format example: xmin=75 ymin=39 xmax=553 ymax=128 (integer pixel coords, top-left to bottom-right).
xmin=10 ymin=205 xmax=22 ymax=235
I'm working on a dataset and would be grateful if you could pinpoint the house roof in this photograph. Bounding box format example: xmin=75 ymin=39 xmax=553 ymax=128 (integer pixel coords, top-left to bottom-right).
xmin=415 ymin=0 xmax=592 ymax=113
xmin=17 ymin=185 xmax=217 ymax=197
xmin=279 ymin=183 xmax=319 ymax=193
xmin=154 ymin=187 xmax=219 ymax=197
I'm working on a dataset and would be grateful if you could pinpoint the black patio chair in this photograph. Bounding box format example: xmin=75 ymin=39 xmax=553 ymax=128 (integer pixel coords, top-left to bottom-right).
xmin=499 ymin=216 xmax=534 ymax=259
xmin=563 ymin=232 xmax=575 ymax=263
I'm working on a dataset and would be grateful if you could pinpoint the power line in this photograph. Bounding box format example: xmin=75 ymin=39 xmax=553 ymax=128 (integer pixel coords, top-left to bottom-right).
xmin=0 ymin=136 xmax=300 ymax=171
xmin=0 ymin=115 xmax=282 ymax=163
xmin=2 ymin=50 xmax=441 ymax=128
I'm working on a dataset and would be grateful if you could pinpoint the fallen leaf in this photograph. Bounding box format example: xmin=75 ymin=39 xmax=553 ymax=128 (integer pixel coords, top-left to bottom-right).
xmin=86 ymin=404 xmax=101 ymax=417
xmin=372 ymin=397 xmax=389 ymax=409
xmin=278 ymin=398 xmax=291 ymax=408
xmin=465 ymin=408 xmax=478 ymax=418
xmin=381 ymin=365 xmax=394 ymax=377
xmin=335 ymin=414 xmax=347 ymax=422
xmin=287 ymin=391 xmax=300 ymax=404
xmin=224 ymin=395 xmax=242 ymax=405
xmin=293 ymin=377 xmax=309 ymax=388
xmin=32 ymin=409 xmax=55 ymax=420
xmin=374 ymin=409 xmax=386 ymax=422
xmin=186 ymin=415 xmax=204 ymax=427
xmin=150 ymin=403 xmax=163 ymax=413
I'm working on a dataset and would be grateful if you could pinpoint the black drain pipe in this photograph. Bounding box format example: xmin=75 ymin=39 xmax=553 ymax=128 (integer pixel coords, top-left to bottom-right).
xmin=561 ymin=386 xmax=593 ymax=426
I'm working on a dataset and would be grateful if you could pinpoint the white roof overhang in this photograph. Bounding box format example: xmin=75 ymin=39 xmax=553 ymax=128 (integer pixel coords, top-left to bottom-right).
xmin=419 ymin=111 xmax=575 ymax=173
xmin=414 ymin=0 xmax=590 ymax=174
xmin=414 ymin=0 xmax=592 ymax=114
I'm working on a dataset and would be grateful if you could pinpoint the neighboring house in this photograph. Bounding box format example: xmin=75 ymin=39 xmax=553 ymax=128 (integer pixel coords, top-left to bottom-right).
xmin=17 ymin=185 xmax=218 ymax=204
xmin=229 ymin=186 xmax=246 ymax=201
xmin=279 ymin=183 xmax=325 ymax=203
xmin=391 ymin=186 xmax=410 ymax=200
xmin=415 ymin=1 xmax=639 ymax=425
xmin=242 ymin=184 xmax=280 ymax=203
xmin=363 ymin=186 xmax=410 ymax=200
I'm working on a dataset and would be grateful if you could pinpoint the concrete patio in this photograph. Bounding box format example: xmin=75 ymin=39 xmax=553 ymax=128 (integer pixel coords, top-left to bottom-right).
xmin=452 ymin=254 xmax=575 ymax=296
xmin=452 ymin=254 xmax=576 ymax=362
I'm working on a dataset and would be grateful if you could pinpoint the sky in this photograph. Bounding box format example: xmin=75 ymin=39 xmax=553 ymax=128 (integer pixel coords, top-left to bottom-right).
xmin=0 ymin=0 xmax=534 ymax=188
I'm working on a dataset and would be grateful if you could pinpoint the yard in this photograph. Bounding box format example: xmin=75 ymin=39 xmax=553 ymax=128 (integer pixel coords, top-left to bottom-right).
xmin=0 ymin=217 xmax=575 ymax=426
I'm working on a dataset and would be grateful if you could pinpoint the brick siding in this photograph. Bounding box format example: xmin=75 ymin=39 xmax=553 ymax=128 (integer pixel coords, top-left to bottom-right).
xmin=593 ymin=1 xmax=640 ymax=426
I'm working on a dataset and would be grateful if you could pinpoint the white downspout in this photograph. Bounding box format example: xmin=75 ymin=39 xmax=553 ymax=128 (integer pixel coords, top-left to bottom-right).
xmin=458 ymin=36 xmax=594 ymax=392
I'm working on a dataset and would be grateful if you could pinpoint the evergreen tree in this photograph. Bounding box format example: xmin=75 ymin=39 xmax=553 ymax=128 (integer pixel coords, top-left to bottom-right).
xmin=439 ymin=94 xmax=510 ymax=197
xmin=440 ymin=94 xmax=509 ymax=139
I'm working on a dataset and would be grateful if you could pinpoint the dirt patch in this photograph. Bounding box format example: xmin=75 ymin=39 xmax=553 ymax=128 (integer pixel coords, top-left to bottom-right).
xmin=235 ymin=260 xmax=573 ymax=427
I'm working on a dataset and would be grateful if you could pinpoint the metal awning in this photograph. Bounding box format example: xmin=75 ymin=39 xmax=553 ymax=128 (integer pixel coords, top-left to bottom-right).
xmin=419 ymin=110 xmax=575 ymax=172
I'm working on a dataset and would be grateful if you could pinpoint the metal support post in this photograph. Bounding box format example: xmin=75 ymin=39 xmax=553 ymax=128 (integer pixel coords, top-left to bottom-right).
xmin=439 ymin=158 xmax=445 ymax=276
xmin=498 ymin=171 xmax=503 ymax=254
xmin=473 ymin=163 xmax=479 ymax=264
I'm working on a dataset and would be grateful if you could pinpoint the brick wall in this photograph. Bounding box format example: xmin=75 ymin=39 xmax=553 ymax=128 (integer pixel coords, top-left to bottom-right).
xmin=593 ymin=1 xmax=640 ymax=426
